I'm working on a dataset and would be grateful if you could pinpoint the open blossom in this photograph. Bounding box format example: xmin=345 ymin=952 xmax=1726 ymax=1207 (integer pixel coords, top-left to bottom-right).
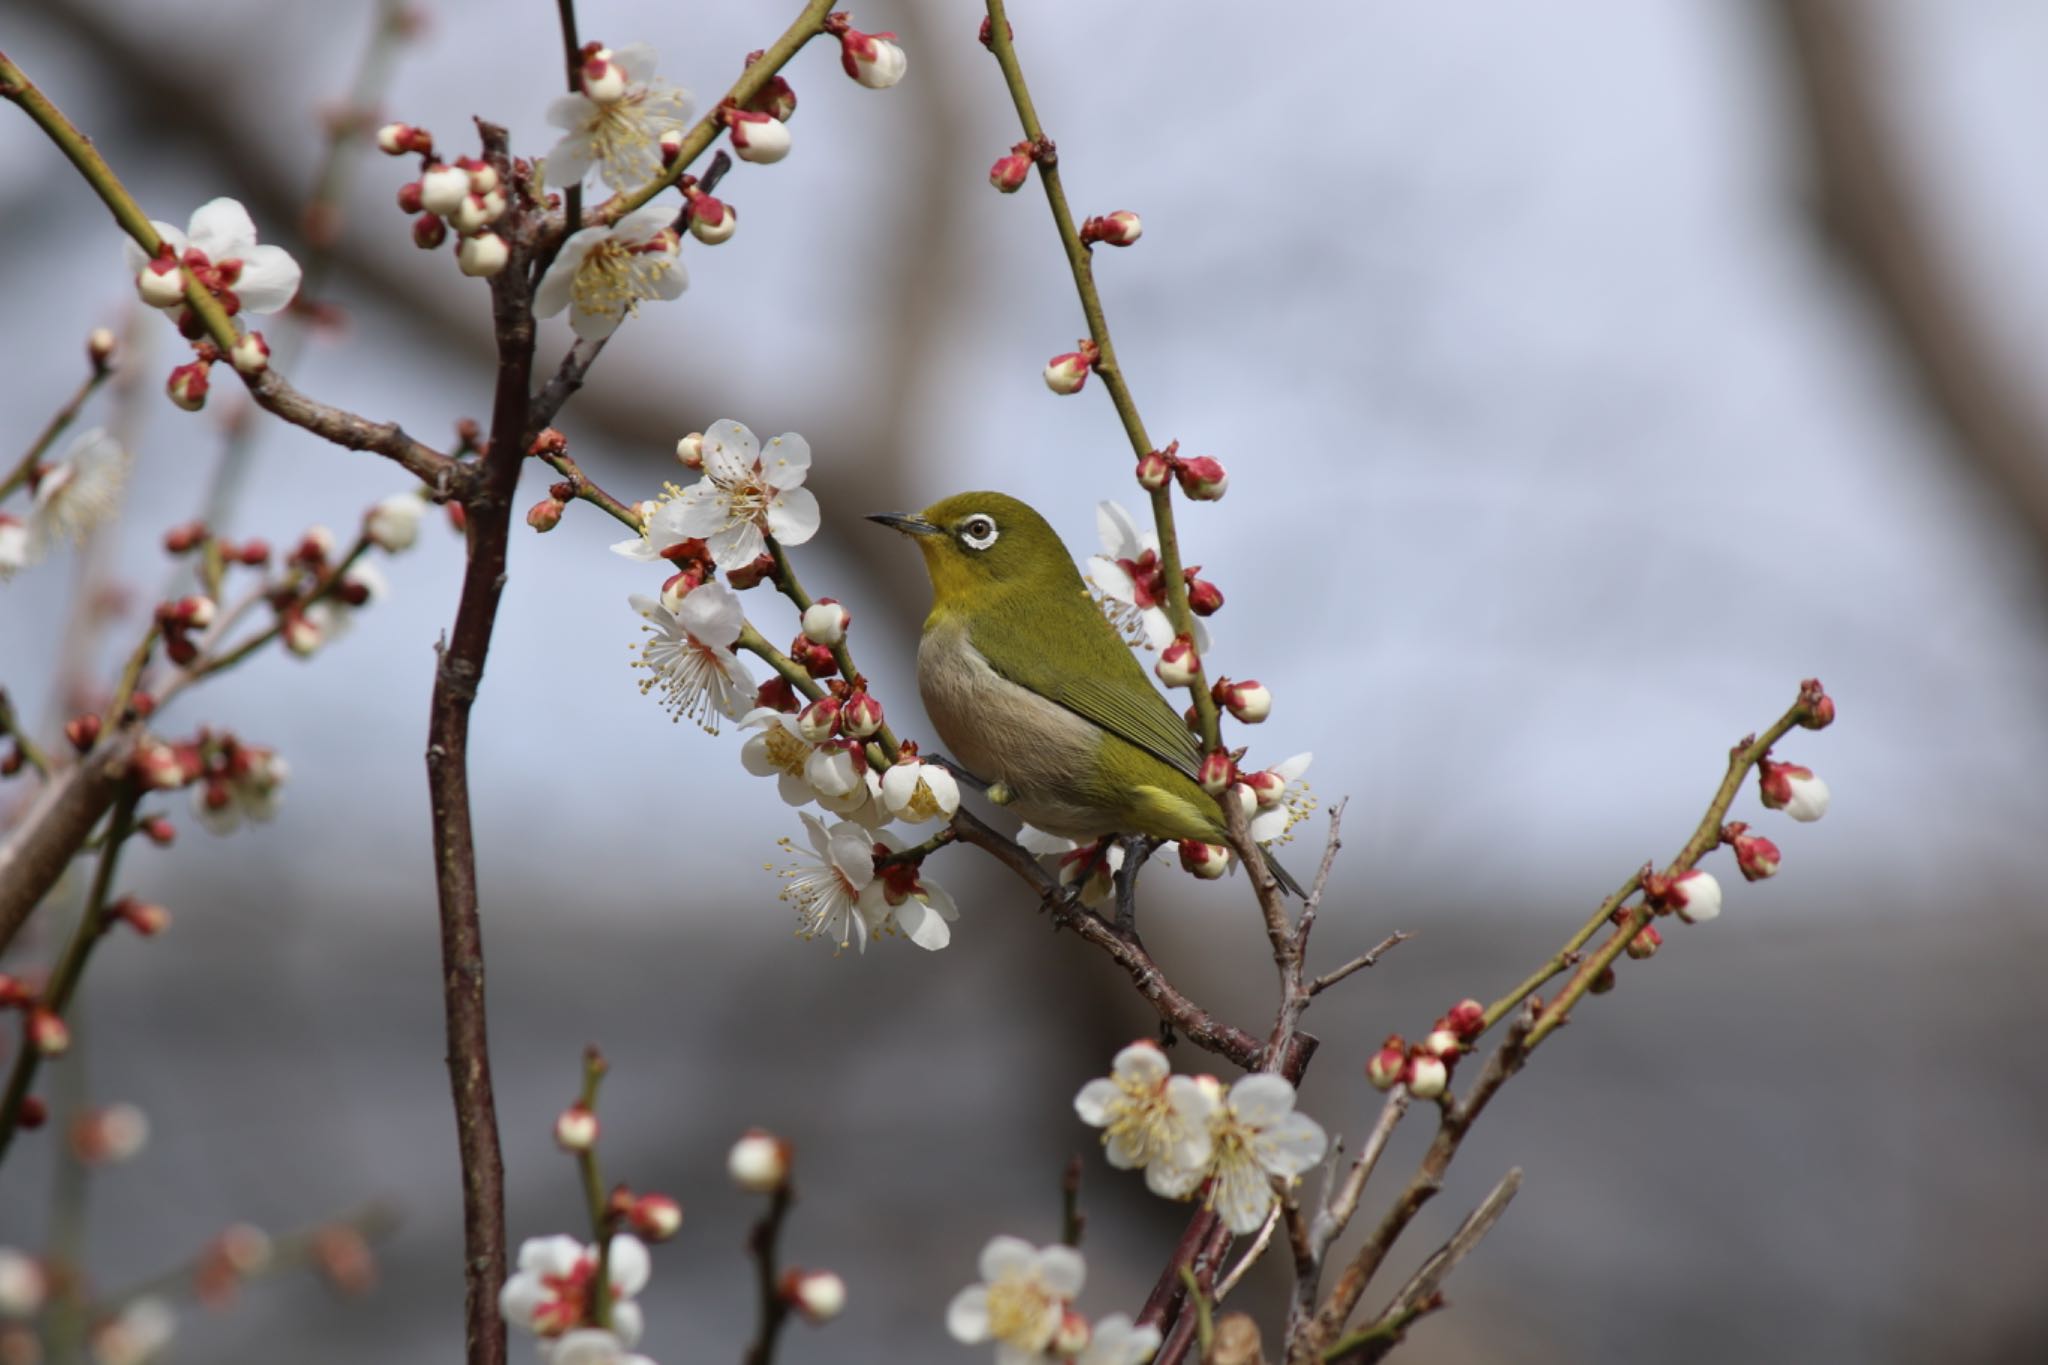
xmin=614 ymin=421 xmax=819 ymax=571
xmin=550 ymin=1329 xmax=656 ymax=1365
xmin=629 ymin=581 xmax=755 ymax=731
xmin=778 ymin=812 xmax=877 ymax=953
xmin=946 ymin=1237 xmax=1086 ymax=1361
xmin=1080 ymin=1314 xmax=1163 ymax=1365
xmin=535 ymin=204 xmax=685 ymax=341
xmin=88 ymin=1295 xmax=176 ymax=1365
xmin=879 ymin=757 xmax=960 ymax=824
xmin=860 ymin=832 xmax=958 ymax=950
xmin=1017 ymin=826 xmax=1127 ymax=909
xmin=1154 ymin=1074 xmax=1328 ymax=1234
xmin=27 ymin=427 xmax=129 ymax=556
xmin=1074 ymin=1042 xmax=1216 ymax=1196
xmin=544 ymin=44 xmax=692 ymax=191
xmin=1246 ymin=753 xmax=1316 ymax=845
xmin=1088 ymin=501 xmax=1208 ymax=652
xmin=500 ymin=1234 xmax=652 ymax=1346
xmin=741 ymin=708 xmax=820 ymax=805
xmin=193 ymin=743 xmax=288 ymax=835
xmin=124 ymin=198 xmax=300 ymax=317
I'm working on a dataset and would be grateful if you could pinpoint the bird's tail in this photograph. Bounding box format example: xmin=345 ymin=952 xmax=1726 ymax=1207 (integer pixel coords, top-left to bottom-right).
xmin=1259 ymin=846 xmax=1308 ymax=900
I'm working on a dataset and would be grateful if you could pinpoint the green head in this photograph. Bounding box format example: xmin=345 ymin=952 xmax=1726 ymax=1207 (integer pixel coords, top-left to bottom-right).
xmin=868 ymin=492 xmax=1082 ymax=611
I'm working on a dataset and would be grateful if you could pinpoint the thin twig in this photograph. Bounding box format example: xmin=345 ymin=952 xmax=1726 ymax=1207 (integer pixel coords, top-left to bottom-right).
xmin=1060 ymin=1155 xmax=1085 ymax=1248
xmin=1214 ymin=1204 xmax=1281 ymax=1303
xmin=0 ymin=361 xmax=112 ymax=503
xmin=741 ymin=1183 xmax=796 ymax=1365
xmin=1307 ymin=933 xmax=1410 ymax=997
xmin=1338 ymin=1167 xmax=1522 ymax=1363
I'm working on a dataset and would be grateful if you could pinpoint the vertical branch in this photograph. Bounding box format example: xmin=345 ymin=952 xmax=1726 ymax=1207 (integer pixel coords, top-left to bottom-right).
xmin=742 ymin=1184 xmax=796 ymax=1365
xmin=424 ymin=120 xmax=531 ymax=1365
xmin=554 ymin=0 xmax=584 ymax=238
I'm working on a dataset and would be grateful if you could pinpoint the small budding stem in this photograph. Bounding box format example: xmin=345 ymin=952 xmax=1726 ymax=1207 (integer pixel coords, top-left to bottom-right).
xmin=0 ymin=362 xmax=114 ymax=503
xmin=575 ymin=1050 xmax=614 ymax=1330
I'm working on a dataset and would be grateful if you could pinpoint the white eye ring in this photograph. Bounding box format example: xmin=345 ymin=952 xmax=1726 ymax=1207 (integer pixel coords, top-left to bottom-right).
xmin=959 ymin=514 xmax=999 ymax=550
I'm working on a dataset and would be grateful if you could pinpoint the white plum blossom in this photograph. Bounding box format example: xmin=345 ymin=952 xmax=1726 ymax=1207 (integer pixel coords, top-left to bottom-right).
xmin=123 ymin=198 xmax=301 ymax=317
xmin=879 ymin=757 xmax=960 ymax=824
xmin=194 ymin=746 xmax=288 ymax=836
xmin=1152 ymin=1074 xmax=1328 ymax=1234
xmin=1074 ymin=1042 xmax=1217 ymax=1197
xmin=0 ymin=1247 xmax=47 ymax=1316
xmin=614 ymin=421 xmax=819 ymax=571
xmin=549 ymin=1329 xmax=656 ymax=1365
xmin=89 ymin=1294 xmax=175 ymax=1365
xmin=1247 ymin=753 xmax=1316 ymax=846
xmin=629 ymin=582 xmax=755 ymax=731
xmin=1760 ymin=760 xmax=1831 ymax=823
xmin=535 ymin=205 xmax=685 ymax=341
xmin=817 ymin=765 xmax=892 ymax=829
xmin=365 ymin=491 xmax=425 ymax=551
xmin=740 ymin=708 xmax=818 ymax=805
xmin=1018 ymin=826 xmax=1128 ymax=909
xmin=860 ymin=831 xmax=958 ymax=950
xmin=1079 ymin=1314 xmax=1163 ymax=1365
xmin=0 ymin=516 xmax=28 ymax=579
xmin=305 ymin=558 xmax=389 ymax=645
xmin=1088 ymin=501 xmax=1208 ymax=652
xmin=28 ymin=427 xmax=129 ymax=556
xmin=499 ymin=1234 xmax=652 ymax=1347
xmin=946 ymin=1236 xmax=1086 ymax=1362
xmin=544 ymin=44 xmax=692 ymax=192
xmin=778 ymin=812 xmax=877 ymax=953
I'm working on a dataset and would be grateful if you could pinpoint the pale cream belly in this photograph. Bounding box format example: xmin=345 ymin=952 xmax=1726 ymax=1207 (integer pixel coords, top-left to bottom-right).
xmin=917 ymin=620 xmax=1121 ymax=840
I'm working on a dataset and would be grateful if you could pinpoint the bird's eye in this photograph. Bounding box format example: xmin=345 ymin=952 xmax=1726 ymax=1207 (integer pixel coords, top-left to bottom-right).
xmin=959 ymin=514 xmax=999 ymax=551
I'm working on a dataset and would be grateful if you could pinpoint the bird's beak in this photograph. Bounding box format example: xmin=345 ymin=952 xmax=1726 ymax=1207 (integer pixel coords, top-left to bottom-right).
xmin=867 ymin=512 xmax=944 ymax=537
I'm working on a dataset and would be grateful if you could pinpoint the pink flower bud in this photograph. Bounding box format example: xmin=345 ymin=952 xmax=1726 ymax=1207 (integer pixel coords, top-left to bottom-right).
xmin=1798 ymin=679 xmax=1835 ymax=730
xmin=166 ymin=360 xmax=211 ymax=412
xmin=1175 ymin=455 xmax=1229 ymax=501
xmin=1446 ymin=999 xmax=1486 ymax=1039
xmin=1213 ymin=677 xmax=1271 ymax=724
xmin=527 ymin=498 xmax=565 ymax=532
xmin=840 ymin=691 xmax=884 ymax=739
xmin=687 ymin=192 xmax=737 ymax=245
xmin=412 ymin=213 xmax=448 ymax=249
xmin=989 ymin=152 xmax=1032 ymax=193
xmin=1081 ymin=210 xmax=1143 ymax=246
xmin=1626 ymin=924 xmax=1662 ymax=960
xmin=726 ymin=110 xmax=791 ymax=164
xmin=137 ymin=257 xmax=186 ymax=309
xmin=1726 ymin=822 xmax=1782 ymax=882
xmin=789 ymin=635 xmax=838 ymax=678
xmin=1242 ymin=767 xmax=1286 ymax=808
xmin=112 ymin=897 xmax=172 ymax=937
xmin=65 ymin=714 xmax=101 ymax=752
xmin=133 ymin=740 xmax=186 ymax=790
xmin=1177 ymin=839 xmax=1231 ymax=879
xmin=1758 ymin=759 xmax=1829 ymax=822
xmin=1404 ymin=1050 xmax=1448 ymax=1100
xmin=1184 ymin=573 xmax=1224 ymax=616
xmin=70 ymin=1102 xmax=151 ymax=1165
xmin=747 ymin=75 xmax=799 ymax=123
xmin=29 ymin=1008 xmax=69 ymax=1057
xmin=417 ymin=162 xmax=470 ymax=217
xmin=797 ymin=697 xmax=842 ymax=743
xmin=140 ymin=816 xmax=176 ymax=846
xmin=728 ymin=1129 xmax=792 ymax=1192
xmin=1051 ymin=1309 xmax=1091 ymax=1357
xmin=1366 ymin=1035 xmax=1407 ymax=1090
xmin=449 ymin=192 xmax=502 ymax=235
xmin=281 ymin=608 xmax=323 ymax=657
xmin=629 ymin=1193 xmax=683 ymax=1242
xmin=801 ymin=598 xmax=849 ymax=646
xmin=457 ymin=232 xmax=510 ymax=278
xmin=659 ymin=129 xmax=684 ymax=166
xmin=1421 ymin=1027 xmax=1461 ymax=1059
xmin=87 ymin=327 xmax=117 ymax=369
xmin=784 ymin=1268 xmax=848 ymax=1324
xmin=580 ymin=47 xmax=628 ymax=103
xmin=1136 ymin=449 xmax=1173 ymax=490
xmin=839 ymin=28 xmax=906 ymax=88
xmin=376 ymin=122 xmax=431 ymax=156
xmin=1157 ymin=635 xmax=1199 ymax=688
xmin=1670 ymin=868 xmax=1722 ymax=925
xmin=755 ymin=676 xmax=800 ymax=714
xmin=554 ymin=1103 xmax=599 ymax=1151
xmin=397 ymin=180 xmax=425 ymax=214
xmin=659 ymin=572 xmax=698 ymax=615
xmin=1043 ymin=350 xmax=1091 ymax=394
xmin=1198 ymin=749 xmax=1235 ymax=796
xmin=230 ymin=331 xmax=270 ymax=375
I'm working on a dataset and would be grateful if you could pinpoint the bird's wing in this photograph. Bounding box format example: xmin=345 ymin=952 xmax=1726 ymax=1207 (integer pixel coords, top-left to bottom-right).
xmin=984 ymin=642 xmax=1205 ymax=783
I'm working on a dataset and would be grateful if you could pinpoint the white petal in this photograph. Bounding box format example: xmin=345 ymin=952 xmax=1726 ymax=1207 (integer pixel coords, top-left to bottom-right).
xmin=776 ymin=770 xmax=815 ymax=806
xmin=919 ymin=876 xmax=958 ymax=921
xmin=765 ymin=486 xmax=820 ymax=545
xmin=797 ymin=809 xmax=834 ymax=859
xmin=552 ymin=1328 xmax=625 ymax=1365
xmin=1271 ymin=753 xmax=1313 ymax=782
xmin=546 ymin=92 xmax=598 ymax=132
xmin=1249 ymin=808 xmax=1286 ymax=843
xmin=1087 ymin=556 xmax=1138 ymax=604
xmin=1037 ymin=1244 xmax=1086 ymax=1299
xmin=1211 ymin=1157 xmax=1276 ymax=1235
xmin=1255 ymin=1112 xmax=1329 ymax=1178
xmin=535 ymin=232 xmax=603 ymax=318
xmin=233 ymin=243 xmax=301 ymax=313
xmin=605 ymin=1235 xmax=651 ymax=1297
xmin=611 ymin=533 xmax=658 ymax=562
xmin=1165 ymin=1075 xmax=1220 ymax=1132
xmin=570 ymin=301 xmax=626 ymax=342
xmin=647 ymin=255 xmax=688 ymax=301
xmin=701 ymin=419 xmax=761 ymax=482
xmin=1017 ymin=825 xmax=1077 ymax=856
xmin=1074 ymin=1078 xmax=1118 ymax=1127
xmin=186 ymin=197 xmax=259 ymax=259
xmin=1112 ymin=1041 xmax=1169 ymax=1087
xmin=672 ymin=484 xmax=731 ymax=537
xmin=712 ymin=651 xmax=757 ymax=719
xmin=674 ymin=580 xmax=745 ymax=647
xmin=945 ymin=1286 xmax=991 ymax=1343
xmin=609 ymin=1300 xmax=643 ymax=1347
xmin=922 ymin=764 xmax=961 ymax=816
xmin=879 ymin=763 xmax=918 ymax=812
xmin=545 ymin=133 xmax=598 ymax=187
xmin=1228 ymin=1073 xmax=1298 ymax=1128
xmin=825 ymin=822 xmax=877 ymax=890
xmin=710 ymin=521 xmax=766 ymax=570
xmin=1139 ymin=608 xmax=1176 ymax=650
xmin=894 ymin=898 xmax=952 ymax=951
xmin=614 ymin=203 xmax=678 ymax=245
xmin=762 ymin=432 xmax=812 ymax=487
xmin=517 ymin=1234 xmax=586 ymax=1276
xmin=978 ymin=1235 xmax=1036 ymax=1285
xmin=1096 ymin=500 xmax=1144 ymax=559
xmin=498 ymin=1274 xmax=546 ymax=1332
xmin=1146 ymin=1158 xmax=1206 ymax=1199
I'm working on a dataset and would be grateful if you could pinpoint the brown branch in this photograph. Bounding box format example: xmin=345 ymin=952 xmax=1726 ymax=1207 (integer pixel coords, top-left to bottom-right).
xmin=1777 ymin=0 xmax=2048 ymax=576
xmin=247 ymin=370 xmax=463 ymax=493
xmin=741 ymin=1183 xmax=797 ymax=1365
xmin=424 ymin=120 xmax=528 ymax=1365
xmin=1307 ymin=933 xmax=1410 ymax=998
xmin=0 ymin=727 xmax=141 ymax=958
xmin=1327 ymin=1168 xmax=1522 ymax=1365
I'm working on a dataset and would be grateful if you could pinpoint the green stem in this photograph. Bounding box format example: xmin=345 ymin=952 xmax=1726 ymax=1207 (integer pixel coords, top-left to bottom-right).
xmin=1178 ymin=1265 xmax=1215 ymax=1358
xmin=0 ymin=792 xmax=137 ymax=1166
xmin=763 ymin=536 xmax=901 ymax=760
xmin=0 ymin=690 xmax=50 ymax=778
xmin=574 ymin=1050 xmax=612 ymax=1330
xmin=538 ymin=451 xmax=640 ymax=530
xmin=980 ymin=0 xmax=1222 ymax=750
xmin=604 ymin=0 xmax=837 ymax=222
xmin=0 ymin=364 xmax=112 ymax=504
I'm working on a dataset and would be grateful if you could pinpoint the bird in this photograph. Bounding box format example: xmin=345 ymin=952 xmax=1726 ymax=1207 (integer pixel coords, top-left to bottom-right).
xmin=871 ymin=491 xmax=1304 ymax=898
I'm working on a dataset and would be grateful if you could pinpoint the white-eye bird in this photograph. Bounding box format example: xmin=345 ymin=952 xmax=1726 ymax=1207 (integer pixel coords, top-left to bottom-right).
xmin=872 ymin=492 xmax=1303 ymax=896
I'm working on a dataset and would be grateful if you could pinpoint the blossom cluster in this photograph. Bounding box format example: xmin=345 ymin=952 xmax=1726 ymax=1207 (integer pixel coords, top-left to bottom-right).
xmin=947 ymin=1238 xmax=1159 ymax=1365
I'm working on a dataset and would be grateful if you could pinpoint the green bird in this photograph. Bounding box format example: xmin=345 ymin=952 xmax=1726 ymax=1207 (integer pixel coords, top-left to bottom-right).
xmin=871 ymin=491 xmax=1303 ymax=897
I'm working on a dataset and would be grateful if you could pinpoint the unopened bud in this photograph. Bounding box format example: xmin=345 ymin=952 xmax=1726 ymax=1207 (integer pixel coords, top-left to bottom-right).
xmin=65 ymin=714 xmax=101 ymax=752
xmin=728 ymin=1129 xmax=791 ymax=1192
xmin=1404 ymin=1050 xmax=1448 ymax=1100
xmin=282 ymin=609 xmax=323 ymax=657
xmin=29 ymin=1008 xmax=70 ymax=1057
xmin=748 ymin=75 xmax=800 ymax=123
xmin=784 ymin=1268 xmax=847 ymax=1323
xmin=1626 ymin=924 xmax=1663 ymax=960
xmin=412 ymin=213 xmax=448 ymax=249
xmin=581 ymin=47 xmax=628 ymax=103
xmin=1177 ymin=839 xmax=1231 ymax=880
xmin=628 ymin=1193 xmax=683 ymax=1242
xmin=687 ymin=193 xmax=737 ymax=245
xmin=1051 ymin=1309 xmax=1091 ymax=1357
xmin=457 ymin=232 xmax=510 ymax=278
xmin=137 ymin=257 xmax=186 ymax=309
xmin=839 ymin=27 xmax=906 ymax=88
xmin=1445 ymin=998 xmax=1485 ymax=1039
xmin=449 ymin=192 xmax=501 ymax=235
xmin=1136 ymin=449 xmax=1172 ymax=490
xmin=1043 ymin=350 xmax=1091 ymax=394
xmin=1725 ymin=822 xmax=1782 ymax=882
xmin=166 ymin=360 xmax=211 ymax=412
xmin=1670 ymin=868 xmax=1723 ymax=925
xmin=989 ymin=152 xmax=1031 ymax=193
xmin=1421 ymin=1027 xmax=1461 ymax=1059
xmin=17 ymin=1097 xmax=46 ymax=1129
xmin=1184 ymin=573 xmax=1224 ymax=616
xmin=554 ymin=1104 xmax=599 ymax=1151
xmin=418 ymin=163 xmax=470 ymax=217
xmin=726 ymin=110 xmax=791 ymax=164
xmin=1798 ymin=679 xmax=1836 ymax=730
xmin=1213 ymin=677 xmax=1271 ymax=724
xmin=376 ymin=122 xmax=430 ymax=156
xmin=163 ymin=521 xmax=208 ymax=554
xmin=1175 ymin=455 xmax=1229 ymax=501
xmin=1197 ymin=749 xmax=1235 ymax=796
xmin=659 ymin=572 xmax=697 ymax=615
xmin=840 ymin=691 xmax=884 ymax=739
xmin=1758 ymin=759 xmax=1829 ymax=823
xmin=230 ymin=331 xmax=270 ymax=375
xmin=675 ymin=432 xmax=704 ymax=468
xmin=729 ymin=553 xmax=779 ymax=591
xmin=527 ymin=498 xmax=565 ymax=533
xmin=397 ymin=180 xmax=425 ymax=214
xmin=1157 ymin=635 xmax=1199 ymax=688
xmin=797 ymin=697 xmax=842 ymax=743
xmin=140 ymin=816 xmax=177 ymax=847
xmin=755 ymin=676 xmax=800 ymax=714
xmin=802 ymin=599 xmax=849 ymax=646
xmin=0 ymin=1250 xmax=47 ymax=1318
xmin=1366 ymin=1035 xmax=1407 ymax=1090
xmin=112 ymin=898 xmax=172 ymax=937
xmin=790 ymin=636 xmax=838 ymax=678
xmin=88 ymin=327 xmax=118 ymax=369
xmin=133 ymin=741 xmax=187 ymax=791
xmin=1081 ymin=210 xmax=1143 ymax=246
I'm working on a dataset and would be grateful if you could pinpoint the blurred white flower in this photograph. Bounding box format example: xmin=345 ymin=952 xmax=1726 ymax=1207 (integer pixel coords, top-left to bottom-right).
xmin=617 ymin=420 xmax=818 ymax=571
xmin=547 ymin=1328 xmax=656 ymax=1365
xmin=365 ymin=491 xmax=425 ymax=552
xmin=629 ymin=582 xmax=755 ymax=731
xmin=1078 ymin=1313 xmax=1162 ymax=1365
xmin=1087 ymin=501 xmax=1207 ymax=653
xmin=778 ymin=812 xmax=877 ymax=953
xmin=535 ymin=205 xmax=685 ymax=341
xmin=1153 ymin=1074 xmax=1327 ymax=1234
xmin=544 ymin=44 xmax=692 ymax=192
xmin=1246 ymin=753 xmax=1315 ymax=845
xmin=0 ymin=1247 xmax=46 ymax=1317
xmin=28 ymin=427 xmax=128 ymax=555
xmin=194 ymin=745 xmax=288 ymax=836
xmin=1074 ymin=1042 xmax=1216 ymax=1196
xmin=123 ymin=198 xmax=301 ymax=316
xmin=945 ymin=1236 xmax=1085 ymax=1360
xmin=500 ymin=1234 xmax=651 ymax=1345
xmin=0 ymin=515 xmax=28 ymax=579
xmin=88 ymin=1295 xmax=175 ymax=1365
xmin=879 ymin=758 xmax=959 ymax=824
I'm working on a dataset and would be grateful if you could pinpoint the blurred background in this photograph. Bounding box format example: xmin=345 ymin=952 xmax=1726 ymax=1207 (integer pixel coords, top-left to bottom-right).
xmin=4 ymin=0 xmax=2048 ymax=1361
